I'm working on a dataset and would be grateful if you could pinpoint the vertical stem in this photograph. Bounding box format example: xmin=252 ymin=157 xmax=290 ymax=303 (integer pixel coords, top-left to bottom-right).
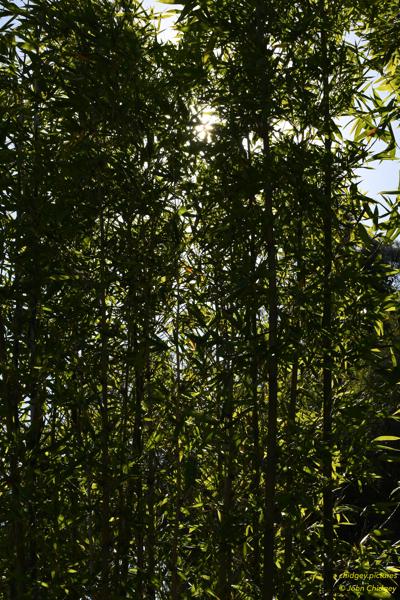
xmin=250 ymin=280 xmax=261 ymax=592
xmin=171 ymin=259 xmax=182 ymax=599
xmin=1 ymin=303 xmax=25 ymax=600
xmin=6 ymin=41 xmax=29 ymax=596
xmin=217 ymin=362 xmax=234 ymax=600
xmin=217 ymin=237 xmax=236 ymax=599
xmin=253 ymin=5 xmax=279 ymax=597
xmin=99 ymin=207 xmax=112 ymax=600
xmin=133 ymin=255 xmax=151 ymax=599
xmin=283 ymin=357 xmax=298 ymax=582
xmin=26 ymin=30 xmax=42 ymax=596
xmin=247 ymin=139 xmax=261 ymax=592
xmin=283 ymin=174 xmax=304 ymax=591
xmin=146 ymin=464 xmax=156 ymax=598
xmin=262 ymin=126 xmax=279 ymax=600
xmin=321 ymin=7 xmax=334 ymax=598
xmin=134 ymin=322 xmax=145 ymax=600
xmin=4 ymin=109 xmax=26 ymax=597
xmin=117 ymin=318 xmax=132 ymax=596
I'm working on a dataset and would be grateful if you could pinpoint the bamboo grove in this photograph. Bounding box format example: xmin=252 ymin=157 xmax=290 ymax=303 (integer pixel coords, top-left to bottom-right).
xmin=0 ymin=0 xmax=400 ymax=598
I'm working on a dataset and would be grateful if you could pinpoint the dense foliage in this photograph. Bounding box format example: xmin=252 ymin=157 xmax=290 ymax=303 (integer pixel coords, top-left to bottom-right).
xmin=0 ymin=0 xmax=399 ymax=598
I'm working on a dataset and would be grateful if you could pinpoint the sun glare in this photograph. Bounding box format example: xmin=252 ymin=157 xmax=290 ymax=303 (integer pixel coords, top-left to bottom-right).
xmin=195 ymin=110 xmax=219 ymax=141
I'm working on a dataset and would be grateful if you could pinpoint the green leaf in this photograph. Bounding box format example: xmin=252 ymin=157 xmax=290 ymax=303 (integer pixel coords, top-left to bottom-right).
xmin=357 ymin=223 xmax=372 ymax=245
